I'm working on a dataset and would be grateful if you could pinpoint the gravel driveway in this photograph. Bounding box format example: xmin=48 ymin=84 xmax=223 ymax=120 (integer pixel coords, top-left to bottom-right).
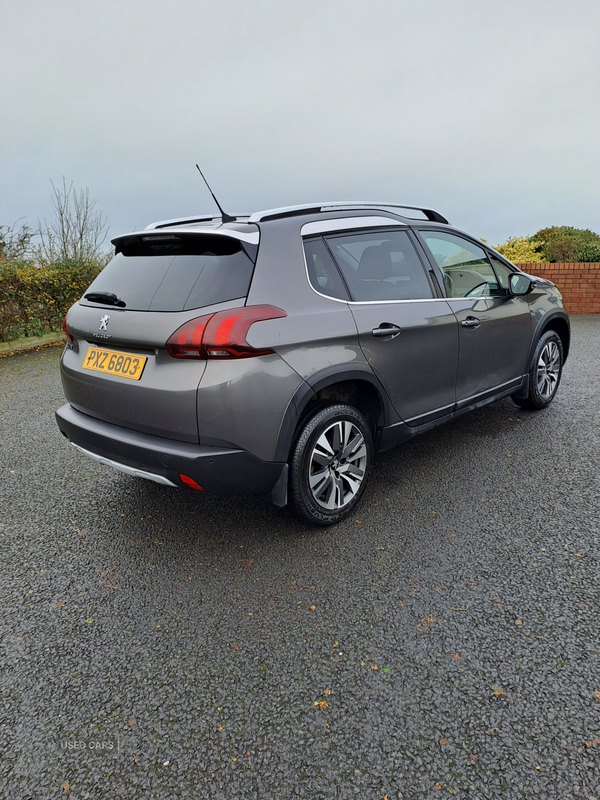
xmin=1 ymin=315 xmax=599 ymax=799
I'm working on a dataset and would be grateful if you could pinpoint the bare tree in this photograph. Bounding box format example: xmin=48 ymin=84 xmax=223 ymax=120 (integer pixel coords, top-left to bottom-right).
xmin=0 ymin=219 xmax=35 ymax=262
xmin=37 ymin=178 xmax=109 ymax=263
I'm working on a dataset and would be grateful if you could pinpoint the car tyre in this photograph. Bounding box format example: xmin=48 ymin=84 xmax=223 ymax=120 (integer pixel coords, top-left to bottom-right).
xmin=290 ymin=403 xmax=373 ymax=526
xmin=512 ymin=330 xmax=563 ymax=410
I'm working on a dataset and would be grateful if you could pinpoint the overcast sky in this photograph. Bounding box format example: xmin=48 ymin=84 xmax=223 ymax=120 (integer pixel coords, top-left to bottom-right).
xmin=2 ymin=0 xmax=599 ymax=247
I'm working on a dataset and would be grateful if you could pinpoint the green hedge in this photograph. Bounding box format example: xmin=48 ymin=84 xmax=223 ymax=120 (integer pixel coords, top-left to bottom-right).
xmin=0 ymin=258 xmax=104 ymax=343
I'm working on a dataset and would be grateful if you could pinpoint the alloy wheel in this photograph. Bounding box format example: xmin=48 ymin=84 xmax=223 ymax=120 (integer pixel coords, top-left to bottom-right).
xmin=308 ymin=420 xmax=367 ymax=510
xmin=536 ymin=340 xmax=561 ymax=400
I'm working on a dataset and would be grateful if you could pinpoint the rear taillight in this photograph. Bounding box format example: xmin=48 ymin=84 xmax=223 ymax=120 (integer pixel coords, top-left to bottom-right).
xmin=62 ymin=313 xmax=74 ymax=343
xmin=166 ymin=305 xmax=287 ymax=360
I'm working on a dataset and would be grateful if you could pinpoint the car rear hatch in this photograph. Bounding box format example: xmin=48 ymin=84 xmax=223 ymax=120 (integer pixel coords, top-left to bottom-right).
xmin=60 ymin=225 xmax=259 ymax=443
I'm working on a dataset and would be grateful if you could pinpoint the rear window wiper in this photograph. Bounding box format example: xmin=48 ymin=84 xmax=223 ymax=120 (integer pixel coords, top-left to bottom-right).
xmin=84 ymin=292 xmax=126 ymax=308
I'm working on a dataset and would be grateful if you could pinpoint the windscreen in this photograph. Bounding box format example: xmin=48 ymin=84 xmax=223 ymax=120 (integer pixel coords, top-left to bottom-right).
xmin=81 ymin=234 xmax=256 ymax=312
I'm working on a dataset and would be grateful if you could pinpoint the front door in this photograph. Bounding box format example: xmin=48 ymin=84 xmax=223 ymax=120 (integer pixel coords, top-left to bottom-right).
xmin=417 ymin=230 xmax=532 ymax=406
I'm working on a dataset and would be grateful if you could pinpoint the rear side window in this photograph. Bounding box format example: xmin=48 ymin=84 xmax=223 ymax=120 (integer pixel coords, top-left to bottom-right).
xmin=82 ymin=235 xmax=256 ymax=312
xmin=324 ymin=229 xmax=434 ymax=301
xmin=303 ymin=237 xmax=350 ymax=300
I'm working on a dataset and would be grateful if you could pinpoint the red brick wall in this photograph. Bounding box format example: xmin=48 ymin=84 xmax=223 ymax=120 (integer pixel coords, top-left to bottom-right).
xmin=516 ymin=262 xmax=600 ymax=314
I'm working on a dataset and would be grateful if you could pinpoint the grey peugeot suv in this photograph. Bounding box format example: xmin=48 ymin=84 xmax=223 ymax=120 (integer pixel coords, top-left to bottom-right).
xmin=56 ymin=202 xmax=570 ymax=525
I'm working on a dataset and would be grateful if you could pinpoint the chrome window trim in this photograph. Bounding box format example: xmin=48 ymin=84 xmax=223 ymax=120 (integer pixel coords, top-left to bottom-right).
xmin=302 ymin=233 xmax=447 ymax=305
xmin=348 ymin=297 xmax=452 ymax=306
xmin=301 ymin=217 xmax=406 ymax=236
xmin=302 ymin=249 xmax=452 ymax=306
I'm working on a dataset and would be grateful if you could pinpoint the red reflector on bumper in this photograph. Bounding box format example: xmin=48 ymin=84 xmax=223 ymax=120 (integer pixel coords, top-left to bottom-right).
xmin=179 ymin=474 xmax=204 ymax=491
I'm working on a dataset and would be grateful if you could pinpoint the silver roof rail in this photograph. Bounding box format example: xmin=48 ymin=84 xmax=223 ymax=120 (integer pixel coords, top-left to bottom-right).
xmin=249 ymin=202 xmax=449 ymax=225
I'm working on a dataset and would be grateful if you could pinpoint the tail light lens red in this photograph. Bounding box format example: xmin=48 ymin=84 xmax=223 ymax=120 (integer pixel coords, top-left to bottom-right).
xmin=166 ymin=305 xmax=287 ymax=360
xmin=62 ymin=313 xmax=74 ymax=342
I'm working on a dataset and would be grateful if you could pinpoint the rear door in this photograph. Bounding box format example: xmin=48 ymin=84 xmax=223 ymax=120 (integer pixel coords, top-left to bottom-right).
xmin=417 ymin=230 xmax=532 ymax=407
xmin=321 ymin=227 xmax=459 ymax=426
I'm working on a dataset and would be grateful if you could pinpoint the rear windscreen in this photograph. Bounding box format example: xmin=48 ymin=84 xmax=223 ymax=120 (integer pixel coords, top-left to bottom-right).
xmin=81 ymin=235 xmax=256 ymax=312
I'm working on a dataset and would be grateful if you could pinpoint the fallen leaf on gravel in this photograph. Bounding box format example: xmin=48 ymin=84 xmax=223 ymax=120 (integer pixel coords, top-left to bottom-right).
xmin=416 ymin=617 xmax=434 ymax=632
xmin=492 ymin=686 xmax=511 ymax=699
xmin=594 ymin=692 xmax=600 ymax=702
xmin=85 ymin=618 xmax=94 ymax=624
xmin=470 ymin=754 xmax=478 ymax=761
xmin=313 ymin=700 xmax=328 ymax=708
xmin=440 ymin=737 xmax=447 ymax=747
xmin=309 ymin=605 xmax=316 ymax=611
xmin=434 ymin=783 xmax=443 ymax=790
xmin=232 ymin=643 xmax=240 ymax=650
xmin=128 ymin=718 xmax=137 ymax=726
xmin=585 ymin=742 xmax=594 ymax=748
xmin=370 ymin=663 xmax=379 ymax=671
xmin=62 ymin=781 xmax=70 ymax=791
xmin=323 ymin=689 xmax=332 ymax=695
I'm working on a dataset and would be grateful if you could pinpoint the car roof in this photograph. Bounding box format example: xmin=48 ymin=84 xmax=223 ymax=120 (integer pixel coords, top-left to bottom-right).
xmin=112 ymin=202 xmax=451 ymax=249
xmin=142 ymin=202 xmax=449 ymax=229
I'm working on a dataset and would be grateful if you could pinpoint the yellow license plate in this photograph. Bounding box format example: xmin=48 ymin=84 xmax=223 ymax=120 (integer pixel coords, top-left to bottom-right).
xmin=82 ymin=347 xmax=147 ymax=381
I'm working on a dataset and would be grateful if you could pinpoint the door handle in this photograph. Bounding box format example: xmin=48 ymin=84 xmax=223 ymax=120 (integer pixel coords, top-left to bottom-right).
xmin=372 ymin=323 xmax=402 ymax=340
xmin=461 ymin=317 xmax=481 ymax=329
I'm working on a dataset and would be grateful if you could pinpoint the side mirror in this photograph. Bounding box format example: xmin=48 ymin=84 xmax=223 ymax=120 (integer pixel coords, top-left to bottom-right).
xmin=509 ymin=273 xmax=535 ymax=296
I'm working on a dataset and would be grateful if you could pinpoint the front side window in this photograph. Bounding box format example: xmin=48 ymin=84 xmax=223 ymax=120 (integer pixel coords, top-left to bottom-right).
xmin=489 ymin=256 xmax=514 ymax=291
xmin=421 ymin=231 xmax=501 ymax=298
xmin=324 ymin=229 xmax=434 ymax=301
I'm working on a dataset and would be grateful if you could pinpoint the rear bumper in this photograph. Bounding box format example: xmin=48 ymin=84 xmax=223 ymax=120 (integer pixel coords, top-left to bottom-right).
xmin=55 ymin=403 xmax=286 ymax=496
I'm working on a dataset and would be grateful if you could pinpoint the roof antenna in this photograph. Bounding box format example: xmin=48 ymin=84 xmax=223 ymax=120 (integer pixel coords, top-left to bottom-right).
xmin=195 ymin=165 xmax=235 ymax=223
